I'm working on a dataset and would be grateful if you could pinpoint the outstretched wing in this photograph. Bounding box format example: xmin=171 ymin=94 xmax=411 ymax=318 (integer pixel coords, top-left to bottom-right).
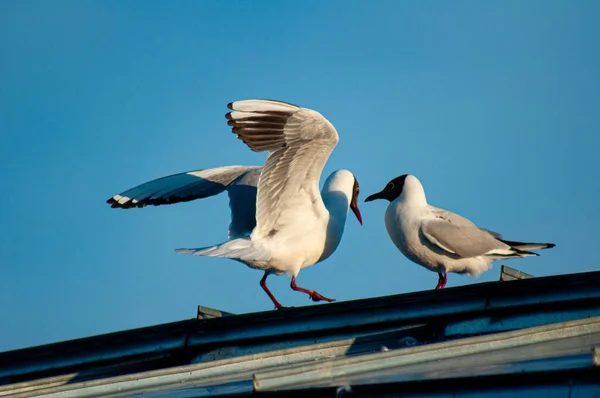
xmin=107 ymin=165 xmax=262 ymax=237
xmin=226 ymin=167 xmax=261 ymax=238
xmin=421 ymin=217 xmax=510 ymax=258
xmin=226 ymin=100 xmax=339 ymax=239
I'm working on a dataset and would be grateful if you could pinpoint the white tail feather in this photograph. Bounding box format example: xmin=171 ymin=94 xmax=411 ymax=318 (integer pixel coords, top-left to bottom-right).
xmin=175 ymin=238 xmax=270 ymax=262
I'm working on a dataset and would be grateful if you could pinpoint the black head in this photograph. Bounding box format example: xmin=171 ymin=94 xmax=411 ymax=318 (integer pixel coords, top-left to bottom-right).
xmin=364 ymin=175 xmax=408 ymax=203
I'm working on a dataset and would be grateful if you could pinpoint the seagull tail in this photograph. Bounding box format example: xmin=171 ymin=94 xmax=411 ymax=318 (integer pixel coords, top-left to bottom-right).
xmin=486 ymin=240 xmax=555 ymax=261
xmin=499 ymin=239 xmax=556 ymax=253
xmin=175 ymin=238 xmax=270 ymax=262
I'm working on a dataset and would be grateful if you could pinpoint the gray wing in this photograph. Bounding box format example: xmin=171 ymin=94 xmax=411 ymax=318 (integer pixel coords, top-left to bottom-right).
xmin=480 ymin=228 xmax=503 ymax=239
xmin=421 ymin=217 xmax=510 ymax=258
xmin=226 ymin=167 xmax=261 ymax=238
xmin=430 ymin=207 xmax=503 ymax=239
xmin=226 ymin=100 xmax=339 ymax=239
xmin=107 ymin=165 xmax=262 ymax=237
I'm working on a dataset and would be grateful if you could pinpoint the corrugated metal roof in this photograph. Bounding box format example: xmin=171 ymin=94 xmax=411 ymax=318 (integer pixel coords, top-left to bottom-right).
xmin=1 ymin=269 xmax=599 ymax=397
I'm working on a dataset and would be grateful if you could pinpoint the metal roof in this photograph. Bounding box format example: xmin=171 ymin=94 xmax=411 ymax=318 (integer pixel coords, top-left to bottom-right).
xmin=1 ymin=268 xmax=599 ymax=397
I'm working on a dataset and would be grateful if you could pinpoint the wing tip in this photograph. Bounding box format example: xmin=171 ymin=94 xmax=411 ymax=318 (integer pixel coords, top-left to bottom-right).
xmin=106 ymin=194 xmax=144 ymax=209
xmin=226 ymin=99 xmax=300 ymax=113
xmin=500 ymin=239 xmax=556 ymax=251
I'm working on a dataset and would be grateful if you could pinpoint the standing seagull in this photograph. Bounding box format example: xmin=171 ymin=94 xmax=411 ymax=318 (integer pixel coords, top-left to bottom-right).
xmin=108 ymin=99 xmax=362 ymax=309
xmin=365 ymin=174 xmax=554 ymax=289
xmin=177 ymin=99 xmax=362 ymax=308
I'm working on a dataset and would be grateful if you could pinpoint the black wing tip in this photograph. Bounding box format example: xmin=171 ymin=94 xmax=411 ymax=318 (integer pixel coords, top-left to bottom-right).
xmin=225 ymin=102 xmax=235 ymax=119
xmin=500 ymin=239 xmax=556 ymax=250
xmin=106 ymin=196 xmax=143 ymax=209
xmin=108 ymin=195 xmax=212 ymax=209
xmin=106 ymin=197 xmax=127 ymax=208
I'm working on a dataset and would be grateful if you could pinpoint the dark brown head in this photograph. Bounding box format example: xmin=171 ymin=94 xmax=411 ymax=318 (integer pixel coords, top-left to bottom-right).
xmin=364 ymin=175 xmax=409 ymax=203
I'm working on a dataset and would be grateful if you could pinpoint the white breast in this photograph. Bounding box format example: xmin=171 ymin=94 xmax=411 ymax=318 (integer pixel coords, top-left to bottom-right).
xmin=385 ymin=201 xmax=443 ymax=273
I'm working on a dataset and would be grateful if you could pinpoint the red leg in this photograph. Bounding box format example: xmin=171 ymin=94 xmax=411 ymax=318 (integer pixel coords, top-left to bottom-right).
xmin=435 ymin=272 xmax=447 ymax=290
xmin=290 ymin=277 xmax=336 ymax=303
xmin=260 ymin=273 xmax=285 ymax=310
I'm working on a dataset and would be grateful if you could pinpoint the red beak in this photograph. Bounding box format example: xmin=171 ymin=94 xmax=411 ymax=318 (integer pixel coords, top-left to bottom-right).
xmin=351 ymin=202 xmax=363 ymax=225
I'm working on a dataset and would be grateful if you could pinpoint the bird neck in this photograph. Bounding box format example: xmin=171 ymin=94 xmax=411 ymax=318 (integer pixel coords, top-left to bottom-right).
xmin=321 ymin=170 xmax=355 ymax=224
xmin=319 ymin=187 xmax=351 ymax=262
xmin=399 ymin=177 xmax=428 ymax=207
xmin=322 ymin=188 xmax=350 ymax=224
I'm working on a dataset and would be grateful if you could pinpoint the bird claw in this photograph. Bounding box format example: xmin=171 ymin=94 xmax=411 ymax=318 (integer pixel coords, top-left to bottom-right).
xmin=435 ymin=273 xmax=447 ymax=290
xmin=309 ymin=292 xmax=336 ymax=303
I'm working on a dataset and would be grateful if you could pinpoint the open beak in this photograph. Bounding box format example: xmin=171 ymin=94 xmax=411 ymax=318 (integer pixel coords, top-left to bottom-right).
xmin=364 ymin=191 xmax=384 ymax=202
xmin=350 ymin=201 xmax=363 ymax=225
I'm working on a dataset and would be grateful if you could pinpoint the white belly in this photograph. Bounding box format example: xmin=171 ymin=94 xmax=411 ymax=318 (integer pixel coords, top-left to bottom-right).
xmin=258 ymin=217 xmax=330 ymax=276
xmin=384 ymin=203 xmax=493 ymax=277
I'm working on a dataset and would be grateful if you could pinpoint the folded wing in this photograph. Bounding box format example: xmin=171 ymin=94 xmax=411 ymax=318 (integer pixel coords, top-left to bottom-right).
xmin=420 ymin=218 xmax=510 ymax=258
xmin=430 ymin=208 xmax=503 ymax=239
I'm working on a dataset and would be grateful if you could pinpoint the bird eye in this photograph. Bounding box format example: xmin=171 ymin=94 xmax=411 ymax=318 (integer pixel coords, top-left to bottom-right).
xmin=388 ymin=183 xmax=395 ymax=190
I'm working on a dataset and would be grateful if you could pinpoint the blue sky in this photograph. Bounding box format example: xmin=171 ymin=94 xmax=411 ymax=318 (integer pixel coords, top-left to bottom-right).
xmin=1 ymin=0 xmax=598 ymax=352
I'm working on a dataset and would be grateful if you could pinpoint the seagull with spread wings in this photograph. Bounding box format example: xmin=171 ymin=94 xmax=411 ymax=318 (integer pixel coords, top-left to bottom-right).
xmin=108 ymin=99 xmax=362 ymax=309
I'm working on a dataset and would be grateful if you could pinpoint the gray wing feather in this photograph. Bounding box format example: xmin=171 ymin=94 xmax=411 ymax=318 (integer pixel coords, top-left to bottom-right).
xmin=421 ymin=217 xmax=509 ymax=258
xmin=107 ymin=165 xmax=262 ymax=237
xmin=107 ymin=166 xmax=260 ymax=208
xmin=226 ymin=167 xmax=261 ymax=238
xmin=430 ymin=208 xmax=503 ymax=239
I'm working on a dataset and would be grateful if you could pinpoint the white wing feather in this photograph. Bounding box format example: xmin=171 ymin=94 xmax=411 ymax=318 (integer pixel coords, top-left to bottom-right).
xmin=226 ymin=100 xmax=339 ymax=239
